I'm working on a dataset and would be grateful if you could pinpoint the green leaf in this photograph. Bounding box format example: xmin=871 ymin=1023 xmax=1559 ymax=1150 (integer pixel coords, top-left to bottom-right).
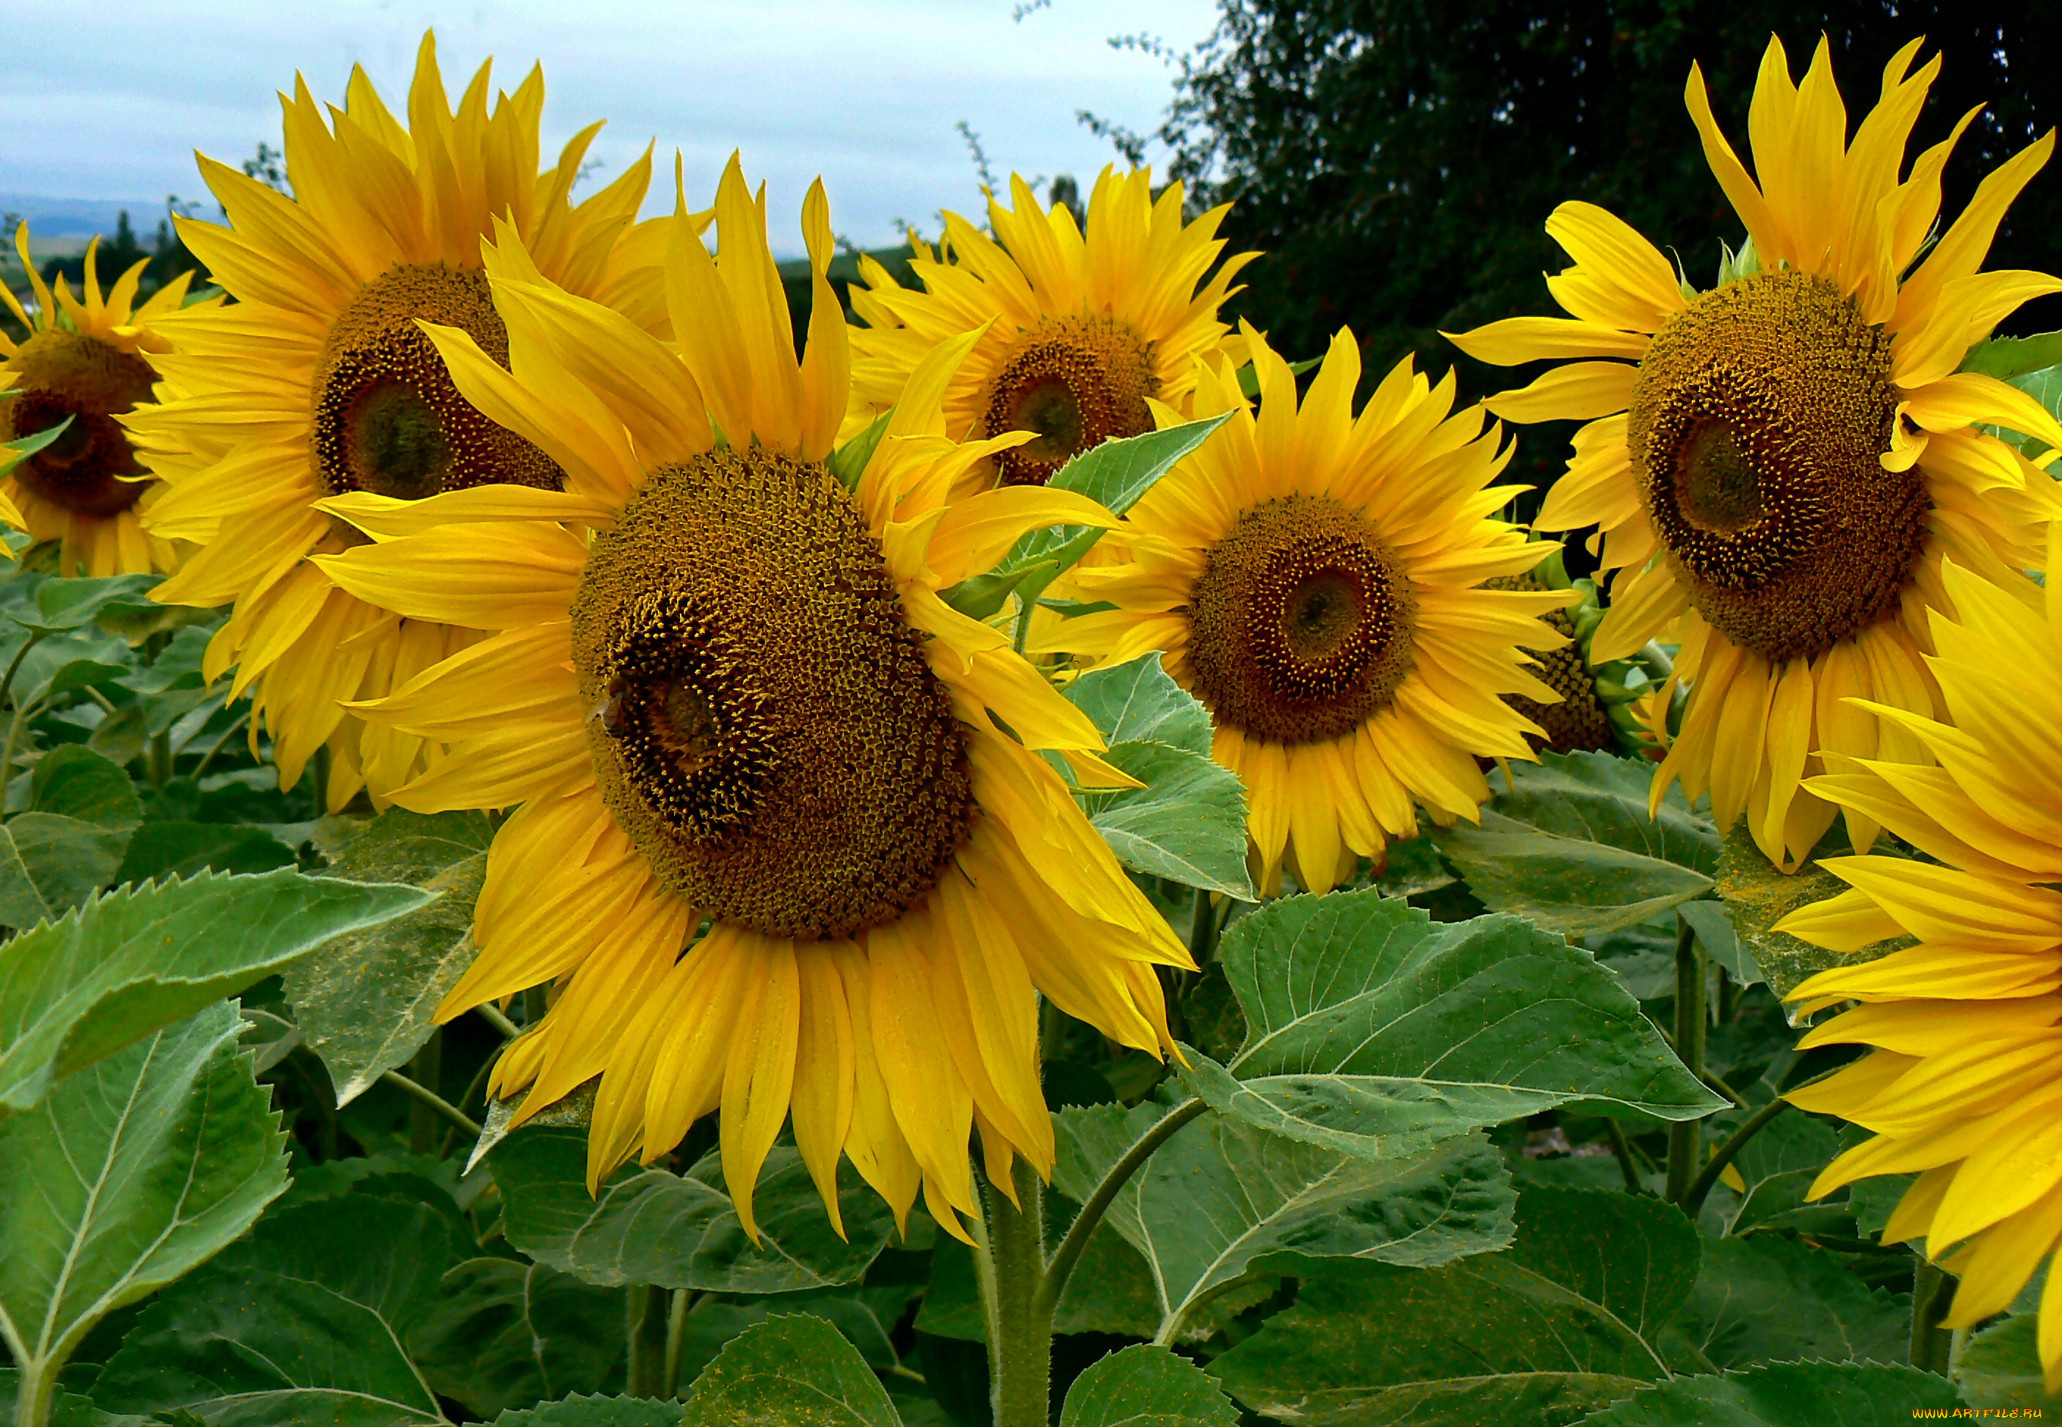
xmin=828 ymin=410 xmax=891 ymax=490
xmin=28 ymin=746 xmax=143 ymax=829
xmin=0 ymin=813 xmax=132 ymax=926
xmin=1082 ymin=740 xmax=1252 ymax=896
xmin=1191 ymin=892 xmax=1720 ymax=1161
xmin=408 ymin=1257 xmax=628 ymax=1418
xmin=15 ymin=574 xmax=162 ymax=636
xmin=1958 ymin=1312 xmax=2062 ymax=1410
xmin=1960 ymin=330 xmax=2062 ymax=380
xmin=0 ymin=1370 xmax=145 ymax=1426
xmin=1714 ymin=827 xmax=1909 ymax=1007
xmin=114 ymin=823 xmax=298 ymax=884
xmin=283 ymin=807 xmax=491 ymax=1104
xmin=494 ymin=1125 xmax=895 ymax=1294
xmin=0 ymin=869 xmax=433 ymax=1113
xmin=1698 ymin=1107 xmax=1848 ymax=1237
xmin=1575 ymin=1361 xmax=1959 ymax=1424
xmin=1060 ymin=655 xmax=1212 ymax=755
xmin=681 ymin=1313 xmax=902 ymax=1427
xmin=1213 ymin=1187 xmax=1701 ymax=1425
xmin=963 ymin=416 xmax=1232 ymax=594
xmin=1237 ymin=354 xmax=1321 ymax=398
xmin=0 ymin=1004 xmax=288 ymax=1409
xmin=1052 ymin=1104 xmax=1514 ymax=1343
xmin=0 ymin=415 xmax=77 ymax=480
xmin=491 ymin=1397 xmax=683 ymax=1427
xmin=1674 ymin=1235 xmax=1907 ymax=1370
xmin=1431 ymin=752 xmax=1719 ymax=937
xmin=92 ymin=1196 xmax=455 ymax=1426
xmin=1677 ymin=900 xmax=1759 ymax=987
xmin=1060 ymin=1344 xmax=1239 ymax=1427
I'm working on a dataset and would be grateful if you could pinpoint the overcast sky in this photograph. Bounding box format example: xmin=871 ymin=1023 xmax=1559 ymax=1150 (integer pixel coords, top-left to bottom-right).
xmin=0 ymin=0 xmax=1217 ymax=250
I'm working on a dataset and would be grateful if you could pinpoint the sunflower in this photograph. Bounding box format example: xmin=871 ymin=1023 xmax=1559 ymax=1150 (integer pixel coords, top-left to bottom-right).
xmin=121 ymin=33 xmax=672 ymax=810
xmin=1774 ymin=538 xmax=2062 ymax=1390
xmin=312 ymin=158 xmax=1192 ymax=1239
xmin=1449 ymin=36 xmax=2062 ymax=873
xmin=0 ymin=224 xmax=206 ymax=574
xmin=1038 ymin=322 xmax=1572 ymax=895
xmin=844 ymin=167 xmax=1257 ymax=490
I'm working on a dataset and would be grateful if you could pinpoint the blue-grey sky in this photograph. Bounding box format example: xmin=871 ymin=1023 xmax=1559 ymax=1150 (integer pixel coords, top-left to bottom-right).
xmin=0 ymin=0 xmax=1217 ymax=250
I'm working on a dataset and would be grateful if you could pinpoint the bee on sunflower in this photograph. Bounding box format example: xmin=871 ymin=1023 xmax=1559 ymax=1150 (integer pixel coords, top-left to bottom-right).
xmin=313 ymin=158 xmax=1193 ymax=1240
xmin=1450 ymin=36 xmax=2062 ymax=872
xmin=1037 ymin=321 xmax=1573 ymax=895
xmin=121 ymin=33 xmax=673 ymax=810
xmin=843 ymin=167 xmax=1257 ymax=490
xmin=0 ymin=224 xmax=209 ymax=574
xmin=1776 ymin=536 xmax=2062 ymax=1392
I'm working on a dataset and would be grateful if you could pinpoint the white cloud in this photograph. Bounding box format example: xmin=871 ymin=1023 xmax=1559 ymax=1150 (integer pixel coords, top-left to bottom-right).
xmin=0 ymin=0 xmax=1216 ymax=249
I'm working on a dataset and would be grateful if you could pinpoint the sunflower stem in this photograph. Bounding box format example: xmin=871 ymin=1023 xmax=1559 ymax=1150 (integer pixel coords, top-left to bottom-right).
xmin=661 ymin=1288 xmax=693 ymax=1398
xmin=627 ymin=1283 xmax=670 ymax=1396
xmin=1037 ymin=1097 xmax=1208 ymax=1321
xmin=1187 ymin=887 xmax=1220 ymax=965
xmin=1679 ymin=1096 xmax=1787 ymax=1217
xmin=979 ymin=1157 xmax=1051 ymax=1427
xmin=378 ymin=1066 xmax=480 ymax=1139
xmin=10 ymin=1354 xmax=55 ymax=1427
xmin=1605 ymin=1118 xmax=1642 ymax=1193
xmin=1664 ymin=914 xmax=1707 ymax=1206
xmin=406 ymin=1029 xmax=443 ymax=1155
xmin=1011 ymin=591 xmax=1036 ymax=657
xmin=1912 ymin=1259 xmax=1956 ymax=1375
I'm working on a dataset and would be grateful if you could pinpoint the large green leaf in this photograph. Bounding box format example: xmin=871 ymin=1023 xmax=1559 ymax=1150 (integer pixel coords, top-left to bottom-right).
xmin=1576 ymin=1361 xmax=1959 ymax=1424
xmin=0 ymin=869 xmax=433 ymax=1113
xmin=1214 ymin=1188 xmax=1703 ymax=1425
xmin=1062 ymin=654 xmax=1252 ymax=897
xmin=1713 ymin=828 xmax=1908 ymax=1007
xmin=493 ymin=1126 xmax=895 ymax=1294
xmin=0 ymin=813 xmax=131 ymax=926
xmin=1431 ymin=752 xmax=1719 ymax=937
xmin=1696 ymin=1105 xmax=1850 ymax=1237
xmin=681 ymin=1314 xmax=902 ymax=1427
xmin=1674 ymin=1235 xmax=1906 ymax=1370
xmin=91 ymin=1196 xmax=459 ymax=1425
xmin=1052 ymin=1103 xmax=1514 ymax=1344
xmin=492 ymin=1398 xmax=683 ymax=1426
xmin=1060 ymin=1344 xmax=1239 ymax=1427
xmin=27 ymin=747 xmax=143 ymax=829
xmin=1190 ymin=892 xmax=1720 ymax=1161
xmin=284 ymin=808 xmax=491 ymax=1104
xmin=0 ymin=1004 xmax=288 ymax=1412
xmin=0 ymin=1370 xmax=143 ymax=1427
xmin=113 ymin=823 xmax=299 ymax=884
xmin=408 ymin=1257 xmax=629 ymax=1418
xmin=1961 ymin=330 xmax=2062 ymax=380
xmin=12 ymin=575 xmax=162 ymax=637
xmin=1958 ymin=1311 xmax=2061 ymax=1410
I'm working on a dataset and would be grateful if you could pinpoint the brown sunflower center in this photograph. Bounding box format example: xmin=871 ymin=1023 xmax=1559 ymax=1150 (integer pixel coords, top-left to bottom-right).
xmin=1 ymin=330 xmax=156 ymax=518
xmin=571 ymin=446 xmax=975 ymax=939
xmin=310 ymin=263 xmax=563 ymax=525
xmin=1483 ymin=573 xmax=1614 ymax=755
xmin=1186 ymin=495 xmax=1415 ymax=746
xmin=978 ymin=313 xmax=1158 ymax=486
xmin=1628 ymin=270 xmax=1922 ymax=663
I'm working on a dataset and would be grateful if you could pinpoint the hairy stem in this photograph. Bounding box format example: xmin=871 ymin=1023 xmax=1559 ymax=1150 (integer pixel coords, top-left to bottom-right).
xmin=379 ymin=1067 xmax=481 ymax=1138
xmin=475 ymin=1002 xmax=521 ymax=1040
xmin=662 ymin=1289 xmax=694 ymax=1399
xmin=1187 ymin=888 xmax=1221 ymax=966
xmin=1037 ymin=1097 xmax=1209 ymax=1320
xmin=11 ymin=1356 xmax=54 ymax=1427
xmin=981 ymin=1158 xmax=1051 ymax=1427
xmin=1679 ymin=1097 xmax=1788 ymax=1216
xmin=1664 ymin=915 xmax=1707 ymax=1206
xmin=1605 ymin=1118 xmax=1642 ymax=1193
xmin=627 ymin=1284 xmax=669 ymax=1396
xmin=1912 ymin=1259 xmax=1956 ymax=1375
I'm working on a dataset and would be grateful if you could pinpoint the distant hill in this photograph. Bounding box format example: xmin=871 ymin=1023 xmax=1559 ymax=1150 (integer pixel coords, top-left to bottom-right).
xmin=0 ymin=194 xmax=177 ymax=239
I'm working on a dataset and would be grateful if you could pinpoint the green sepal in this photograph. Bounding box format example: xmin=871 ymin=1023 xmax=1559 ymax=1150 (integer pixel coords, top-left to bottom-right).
xmin=827 ymin=410 xmax=891 ymax=490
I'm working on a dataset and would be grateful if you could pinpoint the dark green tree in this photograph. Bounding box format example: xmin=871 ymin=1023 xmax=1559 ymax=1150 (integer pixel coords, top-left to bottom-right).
xmin=1143 ymin=2 xmax=2061 ymax=388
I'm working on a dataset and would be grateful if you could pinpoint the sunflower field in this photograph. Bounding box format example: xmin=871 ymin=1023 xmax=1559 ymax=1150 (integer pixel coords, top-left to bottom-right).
xmin=4 ymin=25 xmax=2062 ymax=1427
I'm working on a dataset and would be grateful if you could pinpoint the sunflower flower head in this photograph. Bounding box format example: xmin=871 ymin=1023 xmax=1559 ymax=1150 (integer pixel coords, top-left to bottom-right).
xmin=845 ymin=167 xmax=1257 ymax=490
xmin=0 ymin=223 xmax=208 ymax=574
xmin=1774 ymin=531 xmax=2062 ymax=1392
xmin=1039 ymin=320 xmax=1574 ymax=895
xmin=122 ymin=32 xmax=673 ymax=810
xmin=314 ymin=157 xmax=1193 ymax=1243
xmin=1450 ymin=35 xmax=2062 ymax=872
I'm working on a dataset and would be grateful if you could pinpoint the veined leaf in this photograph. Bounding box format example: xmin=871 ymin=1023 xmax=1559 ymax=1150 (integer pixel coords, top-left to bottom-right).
xmin=1052 ymin=1104 xmax=1514 ymax=1345
xmin=0 ymin=1004 xmax=288 ymax=1413
xmin=0 ymin=869 xmax=433 ymax=1113
xmin=1959 ymin=1311 xmax=2062 ymax=1411
xmin=1061 ymin=653 xmax=1212 ymax=755
xmin=1060 ymin=1344 xmax=1239 ymax=1427
xmin=490 ymin=1397 xmax=683 ymax=1426
xmin=1187 ymin=891 xmax=1720 ymax=1161
xmin=1675 ymin=1235 xmax=1907 ymax=1371
xmin=284 ymin=807 xmax=491 ymax=1104
xmin=681 ymin=1313 xmax=902 ymax=1427
xmin=493 ymin=1126 xmax=894 ymax=1295
xmin=1577 ymin=1360 xmax=1959 ymax=1424
xmin=407 ymin=1257 xmax=629 ymax=1419
xmin=1213 ymin=1187 xmax=1703 ymax=1425
xmin=1432 ymin=751 xmax=1720 ymax=937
